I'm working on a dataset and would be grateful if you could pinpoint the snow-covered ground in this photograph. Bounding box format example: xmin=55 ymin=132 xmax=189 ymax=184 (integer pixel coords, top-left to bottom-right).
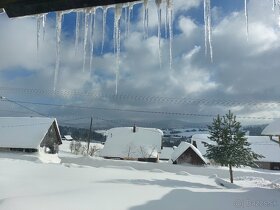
xmin=0 ymin=141 xmax=280 ymax=210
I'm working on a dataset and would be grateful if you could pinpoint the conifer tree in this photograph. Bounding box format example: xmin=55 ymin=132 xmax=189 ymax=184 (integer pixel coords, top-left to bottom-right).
xmin=205 ymin=110 xmax=263 ymax=183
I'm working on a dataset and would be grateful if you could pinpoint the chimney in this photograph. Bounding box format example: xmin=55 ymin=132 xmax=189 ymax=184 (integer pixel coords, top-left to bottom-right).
xmin=133 ymin=124 xmax=136 ymax=133
xmin=192 ymin=140 xmax=197 ymax=148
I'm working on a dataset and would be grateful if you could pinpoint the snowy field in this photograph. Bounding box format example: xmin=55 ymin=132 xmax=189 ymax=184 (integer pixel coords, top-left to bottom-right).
xmin=0 ymin=142 xmax=280 ymax=210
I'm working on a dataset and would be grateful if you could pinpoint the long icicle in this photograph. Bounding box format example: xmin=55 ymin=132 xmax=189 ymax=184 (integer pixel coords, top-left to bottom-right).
xmin=83 ymin=9 xmax=90 ymax=72
xmin=204 ymin=0 xmax=208 ymax=56
xmin=204 ymin=0 xmax=213 ymax=62
xmin=143 ymin=0 xmax=149 ymax=38
xmin=89 ymin=8 xmax=96 ymax=73
xmin=101 ymin=6 xmax=108 ymax=54
xmin=165 ymin=1 xmax=168 ymax=39
xmin=54 ymin=11 xmax=63 ymax=92
xmin=167 ymin=0 xmax=173 ymax=71
xmin=156 ymin=0 xmax=162 ymax=69
xmin=127 ymin=3 xmax=133 ymax=36
xmin=244 ymin=0 xmax=249 ymax=40
xmin=273 ymin=0 xmax=276 ymax=11
xmin=207 ymin=0 xmax=213 ymax=62
xmin=75 ymin=12 xmax=81 ymax=55
xmin=36 ymin=15 xmax=42 ymax=51
xmin=42 ymin=14 xmax=47 ymax=41
xmin=114 ymin=4 xmax=123 ymax=95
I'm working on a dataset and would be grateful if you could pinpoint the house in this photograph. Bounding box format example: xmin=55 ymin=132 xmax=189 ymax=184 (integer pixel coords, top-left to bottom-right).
xmin=262 ymin=119 xmax=280 ymax=142
xmin=0 ymin=117 xmax=62 ymax=154
xmin=62 ymin=135 xmax=73 ymax=141
xmin=100 ymin=126 xmax=163 ymax=162
xmin=170 ymin=142 xmax=207 ymax=165
xmin=191 ymin=134 xmax=280 ymax=170
xmin=159 ymin=147 xmax=175 ymax=161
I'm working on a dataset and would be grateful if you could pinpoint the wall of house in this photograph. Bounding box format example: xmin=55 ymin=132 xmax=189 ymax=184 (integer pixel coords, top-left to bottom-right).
xmin=0 ymin=147 xmax=37 ymax=153
xmin=254 ymin=161 xmax=280 ymax=170
xmin=40 ymin=122 xmax=60 ymax=154
xmin=177 ymin=148 xmax=205 ymax=165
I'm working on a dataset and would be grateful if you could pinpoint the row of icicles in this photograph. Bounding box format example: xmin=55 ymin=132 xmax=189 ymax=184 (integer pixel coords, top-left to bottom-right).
xmin=34 ymin=0 xmax=280 ymax=94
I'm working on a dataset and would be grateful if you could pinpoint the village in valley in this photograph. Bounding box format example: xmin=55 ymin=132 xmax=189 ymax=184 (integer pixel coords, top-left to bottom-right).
xmin=1 ymin=0 xmax=280 ymax=210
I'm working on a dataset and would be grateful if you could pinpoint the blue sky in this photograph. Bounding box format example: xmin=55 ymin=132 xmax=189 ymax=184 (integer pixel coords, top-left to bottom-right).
xmin=0 ymin=0 xmax=280 ymax=128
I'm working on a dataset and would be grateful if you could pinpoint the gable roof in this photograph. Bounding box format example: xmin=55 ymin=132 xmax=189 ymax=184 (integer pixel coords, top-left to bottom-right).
xmin=262 ymin=119 xmax=280 ymax=136
xmin=0 ymin=117 xmax=61 ymax=149
xmin=100 ymin=127 xmax=163 ymax=159
xmin=191 ymin=134 xmax=280 ymax=163
xmin=170 ymin=142 xmax=207 ymax=164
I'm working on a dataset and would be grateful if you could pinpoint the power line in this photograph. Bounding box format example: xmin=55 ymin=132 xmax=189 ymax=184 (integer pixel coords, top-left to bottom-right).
xmin=0 ymin=97 xmax=48 ymax=117
xmin=2 ymin=98 xmax=279 ymax=120
xmin=1 ymin=86 xmax=280 ymax=107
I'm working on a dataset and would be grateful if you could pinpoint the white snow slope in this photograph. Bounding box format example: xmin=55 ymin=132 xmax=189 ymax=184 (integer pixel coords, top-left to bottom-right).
xmin=0 ymin=143 xmax=280 ymax=210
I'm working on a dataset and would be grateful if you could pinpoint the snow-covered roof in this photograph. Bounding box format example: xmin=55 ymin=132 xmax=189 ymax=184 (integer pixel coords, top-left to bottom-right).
xmin=63 ymin=135 xmax=73 ymax=140
xmin=262 ymin=119 xmax=280 ymax=136
xmin=100 ymin=127 xmax=163 ymax=159
xmin=159 ymin=147 xmax=174 ymax=160
xmin=0 ymin=117 xmax=60 ymax=149
xmin=191 ymin=134 xmax=280 ymax=163
xmin=170 ymin=142 xmax=207 ymax=164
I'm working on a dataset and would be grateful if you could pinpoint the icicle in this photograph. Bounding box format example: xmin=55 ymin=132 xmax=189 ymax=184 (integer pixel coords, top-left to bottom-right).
xmin=155 ymin=0 xmax=162 ymax=68
xmin=124 ymin=4 xmax=128 ymax=38
xmin=204 ymin=0 xmax=213 ymax=62
xmin=244 ymin=0 xmax=249 ymax=40
xmin=127 ymin=3 xmax=134 ymax=36
xmin=114 ymin=4 xmax=123 ymax=95
xmin=165 ymin=1 xmax=168 ymax=39
xmin=36 ymin=15 xmax=42 ymax=51
xmin=101 ymin=7 xmax=108 ymax=54
xmin=75 ymin=12 xmax=81 ymax=55
xmin=203 ymin=0 xmax=208 ymax=56
xmin=89 ymin=8 xmax=96 ymax=73
xmin=54 ymin=11 xmax=63 ymax=92
xmin=42 ymin=14 xmax=47 ymax=40
xmin=207 ymin=0 xmax=213 ymax=62
xmin=273 ymin=0 xmax=276 ymax=11
xmin=83 ymin=9 xmax=90 ymax=72
xmin=167 ymin=0 xmax=173 ymax=71
xmin=143 ymin=0 xmax=149 ymax=38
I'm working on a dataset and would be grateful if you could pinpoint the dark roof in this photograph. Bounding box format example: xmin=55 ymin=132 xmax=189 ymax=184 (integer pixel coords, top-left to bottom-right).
xmin=0 ymin=0 xmax=140 ymax=18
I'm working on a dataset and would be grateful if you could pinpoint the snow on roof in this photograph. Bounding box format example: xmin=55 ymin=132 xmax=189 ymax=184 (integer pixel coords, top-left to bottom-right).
xmin=63 ymin=135 xmax=73 ymax=140
xmin=100 ymin=127 xmax=163 ymax=159
xmin=170 ymin=142 xmax=207 ymax=164
xmin=0 ymin=117 xmax=58 ymax=149
xmin=191 ymin=134 xmax=280 ymax=163
xmin=159 ymin=147 xmax=174 ymax=160
xmin=262 ymin=119 xmax=280 ymax=136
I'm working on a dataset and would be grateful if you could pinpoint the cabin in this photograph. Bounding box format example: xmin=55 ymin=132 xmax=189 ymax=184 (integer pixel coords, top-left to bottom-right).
xmin=261 ymin=119 xmax=280 ymax=143
xmin=191 ymin=134 xmax=280 ymax=170
xmin=62 ymin=135 xmax=73 ymax=141
xmin=100 ymin=126 xmax=163 ymax=162
xmin=0 ymin=117 xmax=62 ymax=154
xmin=170 ymin=142 xmax=207 ymax=165
xmin=159 ymin=147 xmax=175 ymax=161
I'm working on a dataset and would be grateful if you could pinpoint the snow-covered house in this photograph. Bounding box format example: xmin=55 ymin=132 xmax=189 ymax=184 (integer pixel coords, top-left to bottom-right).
xmin=0 ymin=117 xmax=62 ymax=154
xmin=62 ymin=135 xmax=73 ymax=141
xmin=262 ymin=119 xmax=280 ymax=142
xmin=170 ymin=142 xmax=207 ymax=165
xmin=159 ymin=147 xmax=175 ymax=161
xmin=100 ymin=126 xmax=163 ymax=162
xmin=191 ymin=134 xmax=280 ymax=170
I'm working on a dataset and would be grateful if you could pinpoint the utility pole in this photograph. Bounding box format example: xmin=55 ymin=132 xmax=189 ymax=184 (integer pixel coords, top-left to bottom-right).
xmin=87 ymin=116 xmax=93 ymax=155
